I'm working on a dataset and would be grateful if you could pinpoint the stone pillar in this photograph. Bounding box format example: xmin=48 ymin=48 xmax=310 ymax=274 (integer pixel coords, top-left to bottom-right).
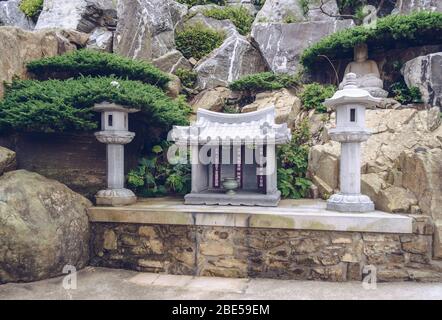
xmin=93 ymin=102 xmax=139 ymax=206
xmin=325 ymin=73 xmax=381 ymax=213
xmin=266 ymin=143 xmax=277 ymax=194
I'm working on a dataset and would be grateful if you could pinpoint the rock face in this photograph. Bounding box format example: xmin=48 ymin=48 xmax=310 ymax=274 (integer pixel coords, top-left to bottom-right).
xmin=395 ymin=0 xmax=442 ymax=14
xmin=308 ymin=107 xmax=442 ymax=220
xmin=35 ymin=0 xmax=117 ymax=32
xmin=402 ymin=52 xmax=442 ymax=109
xmin=0 ymin=0 xmax=35 ymax=30
xmin=242 ymin=88 xmax=301 ymax=127
xmin=114 ymin=0 xmax=187 ymax=64
xmin=0 ymin=27 xmax=88 ymax=97
xmin=0 ymin=170 xmax=91 ymax=283
xmin=186 ymin=14 xmax=266 ymax=89
xmin=254 ymin=0 xmax=338 ymax=23
xmin=0 ymin=146 xmax=16 ymax=175
xmin=190 ymin=87 xmax=234 ymax=113
xmin=252 ymin=20 xmax=354 ymax=74
xmin=86 ymin=27 xmax=113 ymax=52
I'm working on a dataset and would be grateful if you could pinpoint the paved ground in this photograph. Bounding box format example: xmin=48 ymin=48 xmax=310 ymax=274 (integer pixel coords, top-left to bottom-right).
xmin=0 ymin=267 xmax=441 ymax=300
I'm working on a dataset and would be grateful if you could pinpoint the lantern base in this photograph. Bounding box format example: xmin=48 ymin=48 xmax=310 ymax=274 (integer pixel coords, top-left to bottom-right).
xmin=326 ymin=193 xmax=375 ymax=213
xmin=95 ymin=188 xmax=137 ymax=206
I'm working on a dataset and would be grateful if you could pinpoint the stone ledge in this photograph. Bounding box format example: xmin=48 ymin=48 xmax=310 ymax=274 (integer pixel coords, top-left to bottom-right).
xmin=88 ymin=198 xmax=413 ymax=234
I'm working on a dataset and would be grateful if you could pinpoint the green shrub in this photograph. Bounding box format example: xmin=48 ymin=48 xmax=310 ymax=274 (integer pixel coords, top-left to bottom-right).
xmin=300 ymin=83 xmax=336 ymax=113
xmin=0 ymin=77 xmax=191 ymax=133
xmin=203 ymin=6 xmax=254 ymax=35
xmin=229 ymin=72 xmax=300 ymax=93
xmin=389 ymin=81 xmax=423 ymax=104
xmin=177 ymin=0 xmax=225 ymax=7
xmin=175 ymin=68 xmax=198 ymax=88
xmin=127 ymin=142 xmax=191 ymax=197
xmin=277 ymin=119 xmax=312 ymax=199
xmin=176 ymin=23 xmax=225 ymax=60
xmin=301 ymin=11 xmax=442 ymax=68
xmin=19 ymin=0 xmax=43 ymax=20
xmin=26 ymin=49 xmax=171 ymax=89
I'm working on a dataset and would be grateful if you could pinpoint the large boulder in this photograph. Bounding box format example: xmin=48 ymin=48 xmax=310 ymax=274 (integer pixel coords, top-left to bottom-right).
xmin=241 ymin=88 xmax=301 ymax=127
xmin=0 ymin=27 xmax=88 ymax=97
xmin=114 ymin=0 xmax=187 ymax=63
xmin=308 ymin=107 xmax=442 ymax=218
xmin=251 ymin=20 xmax=354 ymax=74
xmin=190 ymin=87 xmax=234 ymax=113
xmin=0 ymin=146 xmax=16 ymax=175
xmin=402 ymin=52 xmax=442 ymax=109
xmin=0 ymin=0 xmax=35 ymax=30
xmin=394 ymin=0 xmax=442 ymax=14
xmin=35 ymin=0 xmax=117 ymax=32
xmin=86 ymin=27 xmax=113 ymax=52
xmin=0 ymin=170 xmax=91 ymax=283
xmin=254 ymin=0 xmax=338 ymax=23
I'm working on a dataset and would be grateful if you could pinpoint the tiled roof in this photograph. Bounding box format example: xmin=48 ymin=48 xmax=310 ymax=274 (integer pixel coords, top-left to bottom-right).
xmin=171 ymin=106 xmax=291 ymax=145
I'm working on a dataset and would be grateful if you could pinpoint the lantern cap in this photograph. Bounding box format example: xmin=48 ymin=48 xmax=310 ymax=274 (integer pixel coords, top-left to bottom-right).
xmin=324 ymin=73 xmax=381 ymax=108
xmin=92 ymin=101 xmax=139 ymax=113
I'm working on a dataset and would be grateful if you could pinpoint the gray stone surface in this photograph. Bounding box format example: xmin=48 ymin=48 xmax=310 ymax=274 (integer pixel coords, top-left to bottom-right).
xmin=0 ymin=146 xmax=16 ymax=175
xmin=394 ymin=0 xmax=442 ymax=14
xmin=402 ymin=52 xmax=442 ymax=109
xmin=114 ymin=0 xmax=187 ymax=61
xmin=86 ymin=27 xmax=113 ymax=52
xmin=88 ymin=198 xmax=414 ymax=234
xmin=0 ymin=170 xmax=91 ymax=284
xmin=0 ymin=0 xmax=35 ymax=30
xmin=35 ymin=0 xmax=117 ymax=33
xmin=251 ymin=20 xmax=354 ymax=74
xmin=1 ymin=267 xmax=442 ymax=300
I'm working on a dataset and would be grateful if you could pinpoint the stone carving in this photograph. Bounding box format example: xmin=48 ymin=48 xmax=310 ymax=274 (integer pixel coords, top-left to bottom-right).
xmin=339 ymin=43 xmax=388 ymax=98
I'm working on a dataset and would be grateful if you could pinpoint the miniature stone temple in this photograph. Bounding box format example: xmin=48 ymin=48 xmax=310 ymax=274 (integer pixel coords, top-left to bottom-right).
xmin=171 ymin=107 xmax=291 ymax=206
xmin=339 ymin=43 xmax=388 ymax=98
xmin=326 ymin=73 xmax=381 ymax=212
xmin=93 ymin=102 xmax=139 ymax=206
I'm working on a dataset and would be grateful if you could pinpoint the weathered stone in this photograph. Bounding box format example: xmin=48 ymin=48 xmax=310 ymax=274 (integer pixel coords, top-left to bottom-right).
xmin=0 ymin=170 xmax=91 ymax=283
xmin=402 ymin=235 xmax=431 ymax=254
xmin=195 ymin=30 xmax=266 ymax=90
xmin=394 ymin=0 xmax=442 ymax=14
xmin=103 ymin=229 xmax=117 ymax=250
xmin=377 ymin=267 xmax=409 ymax=282
xmin=153 ymin=50 xmax=192 ymax=74
xmin=138 ymin=226 xmax=157 ymax=238
xmin=114 ymin=0 xmax=187 ymax=61
xmin=402 ymin=52 xmax=442 ymax=109
xmin=36 ymin=0 xmax=117 ymax=32
xmin=0 ymin=146 xmax=16 ymax=176
xmin=0 ymin=0 xmax=35 ymax=30
xmin=165 ymin=74 xmax=182 ymax=99
xmin=200 ymin=241 xmax=234 ymax=256
xmin=190 ymin=87 xmax=233 ymax=113
xmin=86 ymin=27 xmax=113 ymax=52
xmin=254 ymin=0 xmax=338 ymax=24
xmin=0 ymin=27 xmax=87 ymax=97
xmin=241 ymin=89 xmax=301 ymax=127
xmin=311 ymin=263 xmax=346 ymax=282
xmin=434 ymin=220 xmax=442 ymax=259
xmin=251 ymin=20 xmax=353 ymax=74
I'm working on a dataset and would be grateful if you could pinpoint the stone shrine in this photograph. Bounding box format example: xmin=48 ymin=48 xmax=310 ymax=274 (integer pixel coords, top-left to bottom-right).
xmin=171 ymin=106 xmax=291 ymax=206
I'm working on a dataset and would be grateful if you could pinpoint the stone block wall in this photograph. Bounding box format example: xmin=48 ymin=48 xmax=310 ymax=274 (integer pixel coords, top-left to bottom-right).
xmin=90 ymin=221 xmax=442 ymax=282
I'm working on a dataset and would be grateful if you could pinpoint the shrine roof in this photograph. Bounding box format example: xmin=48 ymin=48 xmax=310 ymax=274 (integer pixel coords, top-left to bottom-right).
xmin=171 ymin=106 xmax=291 ymax=145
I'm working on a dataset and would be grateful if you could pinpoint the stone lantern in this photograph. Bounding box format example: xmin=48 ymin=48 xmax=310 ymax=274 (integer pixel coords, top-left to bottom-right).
xmin=93 ymin=102 xmax=139 ymax=206
xmin=324 ymin=73 xmax=381 ymax=212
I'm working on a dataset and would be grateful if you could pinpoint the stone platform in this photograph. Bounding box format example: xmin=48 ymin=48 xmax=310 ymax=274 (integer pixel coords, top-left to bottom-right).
xmin=89 ymin=198 xmax=442 ymax=282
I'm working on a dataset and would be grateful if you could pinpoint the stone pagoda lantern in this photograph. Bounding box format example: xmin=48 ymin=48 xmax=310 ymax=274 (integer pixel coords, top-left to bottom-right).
xmin=93 ymin=102 xmax=139 ymax=206
xmin=325 ymin=73 xmax=381 ymax=212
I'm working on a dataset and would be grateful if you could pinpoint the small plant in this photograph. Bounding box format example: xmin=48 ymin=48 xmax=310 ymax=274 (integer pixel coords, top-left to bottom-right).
xmin=223 ymin=105 xmax=240 ymax=113
xmin=127 ymin=142 xmax=191 ymax=197
xmin=175 ymin=68 xmax=198 ymax=88
xmin=277 ymin=119 xmax=312 ymax=199
xmin=299 ymin=0 xmax=310 ymax=17
xmin=283 ymin=14 xmax=299 ymax=24
xmin=176 ymin=23 xmax=225 ymax=60
xmin=300 ymin=83 xmax=336 ymax=113
xmin=19 ymin=0 xmax=43 ymax=20
xmin=229 ymin=72 xmax=300 ymax=93
xmin=177 ymin=0 xmax=225 ymax=7
xmin=27 ymin=49 xmax=171 ymax=89
xmin=203 ymin=6 xmax=254 ymax=36
xmin=389 ymin=81 xmax=423 ymax=104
